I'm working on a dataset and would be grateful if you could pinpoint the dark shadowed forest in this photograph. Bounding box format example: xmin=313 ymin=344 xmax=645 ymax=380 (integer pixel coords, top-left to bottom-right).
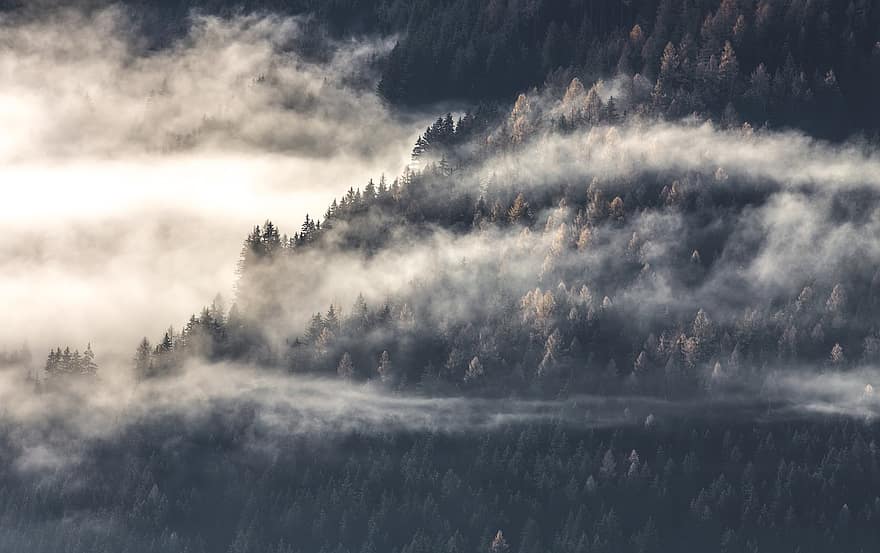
xmin=8 ymin=0 xmax=877 ymax=135
xmin=4 ymin=1 xmax=880 ymax=552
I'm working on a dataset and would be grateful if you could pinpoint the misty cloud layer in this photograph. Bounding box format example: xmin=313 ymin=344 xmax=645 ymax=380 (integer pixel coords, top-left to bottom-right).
xmin=0 ymin=361 xmax=646 ymax=473
xmin=0 ymin=8 xmax=406 ymax=159
xmin=4 ymin=358 xmax=880 ymax=477
xmin=227 ymin=152 xmax=880 ymax=348
xmin=0 ymin=8 xmax=422 ymax=357
xmin=448 ymin=115 xmax=880 ymax=329
xmin=485 ymin=120 xmax=880 ymax=192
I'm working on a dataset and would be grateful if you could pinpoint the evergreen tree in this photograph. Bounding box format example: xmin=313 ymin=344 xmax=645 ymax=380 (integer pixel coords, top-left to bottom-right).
xmin=489 ymin=531 xmax=510 ymax=553
xmin=507 ymin=193 xmax=531 ymax=225
xmin=337 ymin=352 xmax=354 ymax=380
xmin=377 ymin=350 xmax=392 ymax=382
xmin=135 ymin=337 xmax=153 ymax=380
xmin=81 ymin=343 xmax=98 ymax=376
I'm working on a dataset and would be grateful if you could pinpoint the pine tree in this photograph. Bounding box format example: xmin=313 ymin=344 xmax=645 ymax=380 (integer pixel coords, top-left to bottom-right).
xmin=351 ymin=294 xmax=369 ymax=331
xmin=306 ymin=313 xmax=324 ymax=344
xmin=830 ymin=343 xmax=845 ymax=366
xmin=159 ymin=330 xmax=174 ymax=353
xmin=584 ymin=86 xmax=604 ymax=123
xmin=82 ymin=343 xmax=98 ymax=376
xmin=337 ymin=352 xmax=354 ymax=380
xmin=604 ymin=96 xmax=619 ymax=123
xmin=239 ymin=225 xmax=264 ymax=272
xmin=509 ymin=94 xmax=533 ymax=144
xmin=600 ymin=448 xmax=617 ymax=479
xmin=508 ymin=193 xmax=531 ymax=225
xmin=718 ymin=41 xmax=740 ymax=98
xmin=61 ymin=347 xmax=72 ymax=374
xmin=653 ymin=42 xmax=680 ymax=106
xmin=464 ymin=356 xmax=484 ymax=383
xmin=325 ymin=305 xmax=340 ymax=333
xmin=377 ymin=350 xmax=392 ymax=382
xmin=364 ymin=179 xmax=377 ymax=202
xmin=134 ymin=338 xmax=152 ymax=380
xmin=562 ymin=77 xmax=586 ymax=119
xmin=45 ymin=348 xmax=59 ymax=378
xmin=489 ymin=531 xmax=510 ymax=553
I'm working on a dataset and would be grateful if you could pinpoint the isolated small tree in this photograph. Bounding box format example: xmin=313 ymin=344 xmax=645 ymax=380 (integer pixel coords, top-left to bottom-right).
xmin=61 ymin=347 xmax=72 ymax=374
xmin=600 ymin=448 xmax=617 ymax=479
xmin=562 ymin=77 xmax=586 ymax=118
xmin=627 ymin=449 xmax=641 ymax=476
xmin=44 ymin=349 xmax=59 ymax=377
xmin=351 ymin=294 xmax=369 ymax=331
xmin=306 ymin=313 xmax=324 ymax=344
xmin=71 ymin=350 xmax=82 ymax=374
xmin=746 ymin=62 xmax=771 ymax=114
xmin=509 ymin=93 xmax=533 ymax=144
xmin=692 ymin=309 xmax=714 ymax=344
xmin=830 ymin=343 xmax=845 ymax=366
xmin=337 ymin=352 xmax=354 ymax=380
xmin=489 ymin=530 xmax=510 ymax=553
xmin=324 ymin=305 xmax=340 ymax=332
xmin=604 ymin=96 xmax=619 ymax=123
xmin=864 ymin=333 xmax=880 ymax=362
xmin=316 ymin=328 xmax=335 ymax=357
xmin=377 ymin=350 xmax=392 ymax=382
xmin=586 ymin=191 xmax=607 ymax=225
xmin=609 ymin=196 xmax=625 ymax=223
xmin=398 ymin=303 xmax=415 ymax=328
xmin=718 ymin=41 xmax=740 ymax=97
xmin=653 ymin=42 xmax=680 ymax=106
xmin=576 ymin=227 xmax=593 ymax=250
xmin=464 ymin=356 xmax=484 ymax=383
xmin=796 ymin=285 xmax=814 ymax=311
xmin=262 ymin=220 xmax=281 ymax=256
xmin=826 ymin=284 xmax=847 ymax=313
xmin=584 ymin=86 xmax=604 ymax=123
xmin=134 ymin=338 xmax=152 ymax=380
xmin=81 ymin=343 xmax=98 ymax=376
xmin=508 ymin=193 xmax=531 ymax=225
xmin=159 ymin=330 xmax=173 ymax=353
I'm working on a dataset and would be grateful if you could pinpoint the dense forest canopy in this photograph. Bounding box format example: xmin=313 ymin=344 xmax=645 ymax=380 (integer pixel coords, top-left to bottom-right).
xmin=5 ymin=0 xmax=879 ymax=136
xmin=3 ymin=1 xmax=880 ymax=552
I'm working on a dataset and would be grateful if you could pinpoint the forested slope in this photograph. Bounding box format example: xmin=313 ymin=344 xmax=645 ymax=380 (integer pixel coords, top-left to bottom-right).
xmin=138 ymin=87 xmax=880 ymax=403
xmin=5 ymin=2 xmax=880 ymax=552
xmin=7 ymin=0 xmax=879 ymax=136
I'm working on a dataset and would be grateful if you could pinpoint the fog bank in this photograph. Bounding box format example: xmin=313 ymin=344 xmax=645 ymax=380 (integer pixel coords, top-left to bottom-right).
xmin=0 ymin=8 xmax=423 ymax=358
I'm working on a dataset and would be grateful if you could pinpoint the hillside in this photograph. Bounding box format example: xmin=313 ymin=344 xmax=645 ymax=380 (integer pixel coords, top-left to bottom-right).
xmin=5 ymin=2 xmax=880 ymax=552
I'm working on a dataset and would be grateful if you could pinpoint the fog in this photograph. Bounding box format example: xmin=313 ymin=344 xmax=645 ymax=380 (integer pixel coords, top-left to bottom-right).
xmin=3 ymin=357 xmax=880 ymax=476
xmin=0 ymin=8 xmax=424 ymax=359
xmin=228 ymin=127 xmax=880 ymax=349
xmin=484 ymin=120 xmax=880 ymax=193
xmin=6 ymin=6 xmax=879 ymax=371
xmin=6 ymin=8 xmax=880 ymax=422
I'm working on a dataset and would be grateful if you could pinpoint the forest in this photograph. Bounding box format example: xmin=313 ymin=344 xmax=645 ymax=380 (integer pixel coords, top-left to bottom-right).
xmin=5 ymin=0 xmax=876 ymax=136
xmin=3 ymin=1 xmax=880 ymax=552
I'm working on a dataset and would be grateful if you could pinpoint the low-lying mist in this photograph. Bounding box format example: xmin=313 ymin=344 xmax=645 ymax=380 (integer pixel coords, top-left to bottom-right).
xmin=2 ymin=358 xmax=880 ymax=477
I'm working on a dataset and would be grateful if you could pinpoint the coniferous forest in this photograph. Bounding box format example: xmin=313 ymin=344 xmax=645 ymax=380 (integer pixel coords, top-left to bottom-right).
xmin=4 ymin=1 xmax=880 ymax=552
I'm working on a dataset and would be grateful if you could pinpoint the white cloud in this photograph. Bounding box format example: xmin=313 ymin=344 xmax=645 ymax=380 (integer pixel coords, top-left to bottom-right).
xmin=0 ymin=8 xmax=424 ymax=356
